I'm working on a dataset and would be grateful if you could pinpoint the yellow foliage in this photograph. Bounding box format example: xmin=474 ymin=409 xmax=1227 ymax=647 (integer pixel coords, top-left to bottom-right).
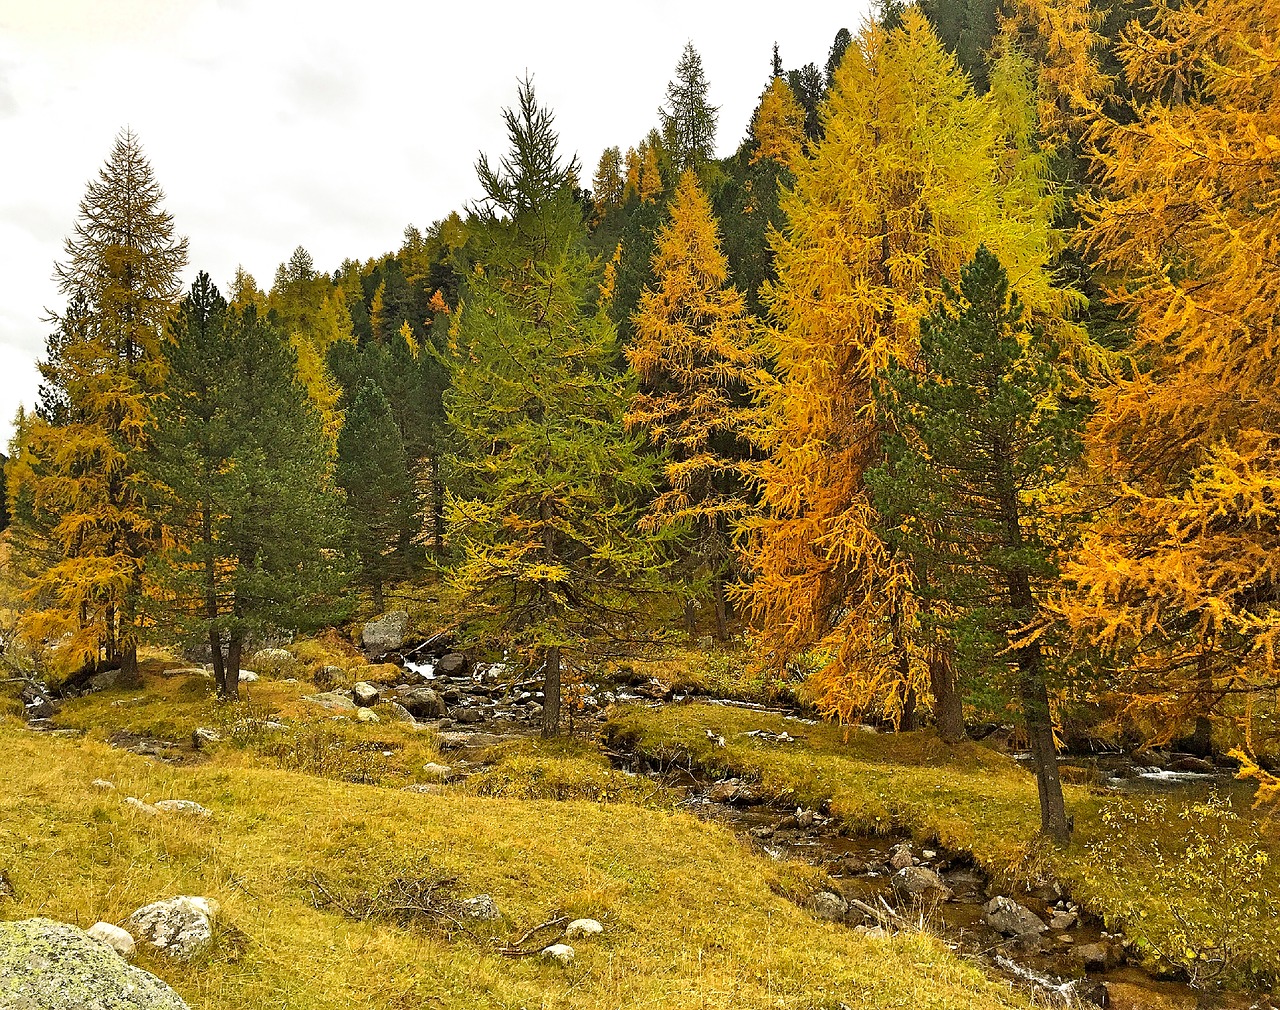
xmin=639 ymin=143 xmax=662 ymax=204
xmin=750 ymin=77 xmax=806 ymax=169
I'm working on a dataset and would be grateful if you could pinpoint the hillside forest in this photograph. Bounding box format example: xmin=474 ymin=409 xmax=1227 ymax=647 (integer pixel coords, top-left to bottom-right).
xmin=3 ymin=0 xmax=1280 ymax=1005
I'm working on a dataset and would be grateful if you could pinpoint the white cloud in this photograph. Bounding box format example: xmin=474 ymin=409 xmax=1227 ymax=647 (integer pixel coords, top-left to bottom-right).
xmin=0 ymin=0 xmax=870 ymax=445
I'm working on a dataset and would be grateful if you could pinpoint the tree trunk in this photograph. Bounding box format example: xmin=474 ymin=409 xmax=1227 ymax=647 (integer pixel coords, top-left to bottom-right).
xmin=116 ymin=589 xmax=141 ymax=688
xmin=431 ymin=454 xmax=445 ymax=558
xmin=900 ymin=682 xmax=918 ymax=732
xmin=542 ymin=645 xmax=561 ymax=738
xmin=1018 ymin=639 xmax=1071 ymax=844
xmin=1189 ymin=652 xmax=1214 ymax=756
xmin=929 ymin=645 xmax=965 ymax=744
xmin=684 ymin=598 xmax=697 ymax=639
xmin=372 ymin=578 xmax=385 ymax=613
xmin=209 ymin=628 xmax=225 ymax=695
xmin=222 ymin=630 xmax=243 ymax=701
xmin=712 ymin=575 xmax=728 ymax=642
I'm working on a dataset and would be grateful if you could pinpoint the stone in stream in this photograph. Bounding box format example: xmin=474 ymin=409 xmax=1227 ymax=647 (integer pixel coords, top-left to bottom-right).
xmin=437 ymin=652 xmax=468 ymax=676
xmin=1073 ymin=940 xmax=1126 ymax=972
xmin=888 ymin=842 xmax=915 ymax=870
xmin=1048 ymin=909 xmax=1078 ymax=930
xmin=398 ymin=687 xmax=446 ymax=719
xmin=126 ymin=896 xmax=220 ymax=960
xmin=0 ymin=918 xmax=189 ymax=1009
xmin=891 ymin=865 xmax=954 ymax=903
xmin=982 ymin=895 xmax=1047 ymax=936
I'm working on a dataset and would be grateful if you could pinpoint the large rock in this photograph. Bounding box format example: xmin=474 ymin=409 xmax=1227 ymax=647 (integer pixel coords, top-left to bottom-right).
xmin=304 ymin=691 xmax=357 ymax=712
xmin=361 ymin=611 xmax=410 ymax=656
xmin=1073 ymin=940 xmax=1125 ymax=972
xmin=459 ymin=894 xmax=500 ymax=920
xmin=982 ymin=896 xmax=1047 ymax=936
xmin=0 ymin=917 xmax=189 ymax=1009
xmin=891 ymin=865 xmax=954 ymax=903
xmin=888 ymin=842 xmax=915 ymax=871
xmin=352 ymin=682 xmax=380 ymax=708
xmin=152 ymin=800 xmax=211 ymax=818
xmin=806 ymin=890 xmax=848 ymax=922
xmin=436 ymin=652 xmax=468 ymax=676
xmin=399 ymin=687 xmax=446 ymax=719
xmin=125 ymin=896 xmax=219 ymax=960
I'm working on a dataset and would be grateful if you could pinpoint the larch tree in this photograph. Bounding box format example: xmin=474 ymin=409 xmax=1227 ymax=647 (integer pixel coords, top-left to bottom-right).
xmin=740 ymin=11 xmax=1072 ymax=734
xmin=626 ymin=169 xmax=758 ymax=640
xmin=13 ymin=129 xmax=187 ymax=683
xmin=335 ymin=379 xmax=414 ymax=612
xmin=750 ymin=77 xmax=807 ymax=170
xmin=146 ymin=274 xmax=346 ymax=700
xmin=869 ymin=246 xmax=1085 ymax=841
xmin=449 ymin=78 xmax=664 ymax=737
xmin=639 ymin=142 xmax=663 ymax=203
xmin=659 ymin=42 xmax=718 ymax=171
xmin=592 ymin=146 xmax=625 ymax=219
xmin=1060 ymin=0 xmax=1280 ymax=752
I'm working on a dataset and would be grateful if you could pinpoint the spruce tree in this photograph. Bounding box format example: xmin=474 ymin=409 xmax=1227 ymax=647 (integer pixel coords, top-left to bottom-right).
xmin=451 ymin=79 xmax=663 ymax=737
xmin=336 ymin=380 xmax=413 ymax=612
xmin=868 ymin=246 xmax=1085 ymax=843
xmin=659 ymin=43 xmax=718 ymax=171
xmin=146 ymin=273 xmax=346 ymax=699
xmin=13 ymin=129 xmax=187 ymax=684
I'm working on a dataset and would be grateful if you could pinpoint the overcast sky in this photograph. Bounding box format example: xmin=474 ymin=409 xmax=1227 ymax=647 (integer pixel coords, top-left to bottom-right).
xmin=0 ymin=0 xmax=870 ymax=446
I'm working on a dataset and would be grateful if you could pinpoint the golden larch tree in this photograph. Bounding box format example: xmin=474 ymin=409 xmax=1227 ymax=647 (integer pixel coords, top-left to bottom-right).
xmin=626 ymin=169 xmax=759 ymax=639
xmin=750 ymin=77 xmax=806 ymax=170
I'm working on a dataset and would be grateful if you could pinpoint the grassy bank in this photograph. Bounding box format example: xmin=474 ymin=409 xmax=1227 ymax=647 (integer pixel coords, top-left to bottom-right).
xmin=605 ymin=703 xmax=1280 ymax=988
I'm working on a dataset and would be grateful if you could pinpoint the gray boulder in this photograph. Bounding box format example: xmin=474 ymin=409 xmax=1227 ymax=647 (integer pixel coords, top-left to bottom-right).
xmin=0 ymin=917 xmax=188 ymax=1009
xmin=125 ymin=896 xmax=219 ymax=960
xmin=459 ymin=894 xmax=500 ymax=920
xmin=982 ymin=896 xmax=1047 ymax=936
xmin=352 ymin=682 xmax=380 ymax=707
xmin=361 ymin=611 xmax=410 ymax=656
xmin=152 ymin=800 xmax=211 ymax=818
xmin=1073 ymin=940 xmax=1125 ymax=972
xmin=806 ymin=890 xmax=848 ymax=922
xmin=891 ymin=865 xmax=953 ymax=903
xmin=381 ymin=701 xmax=417 ymax=725
xmin=888 ymin=842 xmax=915 ymax=871
xmin=437 ymin=652 xmax=468 ymax=676
xmin=304 ymin=691 xmax=357 ymax=713
xmin=399 ymin=687 xmax=446 ymax=719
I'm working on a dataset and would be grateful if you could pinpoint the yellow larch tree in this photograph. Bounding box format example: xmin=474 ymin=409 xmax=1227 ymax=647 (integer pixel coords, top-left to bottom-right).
xmin=740 ymin=9 xmax=1071 ymax=729
xmin=1059 ymin=0 xmax=1280 ymax=751
xmin=592 ymin=146 xmax=625 ymax=220
xmin=623 ymin=147 xmax=641 ymax=203
xmin=626 ymin=169 xmax=758 ymax=639
xmin=639 ymin=142 xmax=663 ymax=203
xmin=750 ymin=77 xmax=806 ymax=170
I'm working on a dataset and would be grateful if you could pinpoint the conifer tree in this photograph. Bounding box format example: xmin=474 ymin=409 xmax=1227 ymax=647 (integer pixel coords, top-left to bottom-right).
xmin=13 ymin=129 xmax=187 ymax=683
xmin=869 ymin=246 xmax=1084 ymax=841
xmin=1060 ymin=0 xmax=1280 ymax=747
xmin=626 ymin=170 xmax=758 ymax=640
xmin=741 ymin=11 xmax=1072 ymax=731
xmin=639 ymin=144 xmax=663 ymax=203
xmin=336 ymin=380 xmax=413 ymax=612
xmin=592 ymin=146 xmax=625 ymax=219
xmin=750 ymin=78 xmax=807 ymax=169
xmin=451 ymin=79 xmax=663 ymax=737
xmin=146 ymin=273 xmax=346 ymax=699
xmin=659 ymin=42 xmax=718 ymax=171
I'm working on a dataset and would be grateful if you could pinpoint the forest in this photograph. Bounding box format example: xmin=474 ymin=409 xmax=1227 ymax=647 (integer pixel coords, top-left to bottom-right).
xmin=1 ymin=0 xmax=1278 ymax=1008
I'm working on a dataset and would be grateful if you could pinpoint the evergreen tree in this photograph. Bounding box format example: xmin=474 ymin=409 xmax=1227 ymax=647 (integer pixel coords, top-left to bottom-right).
xmin=868 ymin=246 xmax=1084 ymax=842
xmin=451 ymin=79 xmax=663 ymax=737
xmin=825 ymin=28 xmax=853 ymax=86
xmin=592 ymin=146 xmax=625 ymax=219
xmin=336 ymin=380 xmax=414 ymax=611
xmin=626 ymin=170 xmax=758 ymax=639
xmin=147 ymin=273 xmax=346 ymax=699
xmin=659 ymin=42 xmax=718 ymax=171
xmin=13 ymin=129 xmax=187 ymax=683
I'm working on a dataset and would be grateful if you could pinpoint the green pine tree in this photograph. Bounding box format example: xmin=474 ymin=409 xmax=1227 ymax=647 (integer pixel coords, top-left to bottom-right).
xmin=659 ymin=43 xmax=719 ymax=171
xmin=146 ymin=273 xmax=347 ymax=699
xmin=336 ymin=379 xmax=414 ymax=612
xmin=867 ymin=246 xmax=1086 ymax=843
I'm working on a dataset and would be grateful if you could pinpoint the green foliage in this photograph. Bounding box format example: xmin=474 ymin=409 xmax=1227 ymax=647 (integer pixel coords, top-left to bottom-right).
xmin=659 ymin=43 xmax=719 ymax=171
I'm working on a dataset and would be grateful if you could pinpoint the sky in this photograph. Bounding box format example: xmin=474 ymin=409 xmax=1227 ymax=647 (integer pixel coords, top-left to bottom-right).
xmin=0 ymin=0 xmax=871 ymax=447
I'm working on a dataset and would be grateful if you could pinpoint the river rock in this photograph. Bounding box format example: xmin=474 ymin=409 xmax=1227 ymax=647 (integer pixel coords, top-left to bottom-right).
xmin=1074 ymin=940 xmax=1125 ymax=972
xmin=542 ymin=943 xmax=574 ymax=965
xmin=125 ymin=896 xmax=219 ymax=960
xmin=356 ymin=707 xmax=380 ymax=724
xmin=891 ymin=865 xmax=953 ymax=903
xmin=362 ymin=611 xmax=410 ymax=656
xmin=304 ymin=691 xmax=357 ymax=712
xmin=352 ymin=681 xmax=379 ymax=707
xmin=437 ymin=652 xmax=468 ymax=676
xmin=888 ymin=842 xmax=915 ymax=870
xmin=400 ymin=687 xmax=446 ymax=719
xmin=87 ymin=921 xmax=136 ymax=958
xmin=565 ymin=918 xmax=603 ymax=938
xmin=153 ymin=800 xmax=211 ymax=818
xmin=0 ymin=918 xmax=189 ymax=1009
xmin=1168 ymin=755 xmax=1214 ymax=774
xmin=982 ymin=896 xmax=1047 ymax=936
xmin=806 ymin=890 xmax=848 ymax=922
xmin=1049 ymin=909 xmax=1078 ymax=930
xmin=459 ymin=894 xmax=500 ymax=920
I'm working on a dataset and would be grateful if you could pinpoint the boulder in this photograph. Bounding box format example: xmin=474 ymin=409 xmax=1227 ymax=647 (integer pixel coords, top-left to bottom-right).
xmin=437 ymin=652 xmax=468 ymax=676
xmin=459 ymin=894 xmax=500 ymax=921
xmin=1168 ymin=755 xmax=1214 ymax=774
xmin=153 ymin=800 xmax=211 ymax=818
xmin=382 ymin=701 xmax=417 ymax=725
xmin=124 ymin=797 xmax=159 ymax=817
xmin=454 ymin=708 xmax=485 ymax=724
xmin=237 ymin=670 xmax=259 ymax=683
xmin=356 ymin=707 xmax=380 ymax=724
xmin=304 ymin=691 xmax=357 ymax=712
xmin=0 ymin=918 xmax=189 ymax=1009
xmin=542 ymin=943 xmax=574 ymax=965
xmin=125 ymin=896 xmax=219 ymax=960
xmin=399 ymin=687 xmax=446 ymax=719
xmin=564 ymin=918 xmax=604 ymax=938
xmin=891 ymin=865 xmax=954 ymax=903
xmin=1073 ymin=940 xmax=1125 ymax=972
xmin=421 ymin=763 xmax=453 ymax=782
xmin=361 ymin=611 xmax=410 ymax=656
xmin=90 ymin=667 xmax=121 ymax=692
xmin=888 ymin=842 xmax=915 ymax=871
xmin=806 ymin=891 xmax=849 ymax=922
xmin=352 ymin=681 xmax=380 ymax=707
xmin=1048 ymin=910 xmax=1078 ymax=930
xmin=191 ymin=727 xmax=221 ymax=749
xmin=982 ymin=896 xmax=1047 ymax=937
xmin=87 ymin=921 xmax=136 ymax=958
xmin=21 ymin=683 xmax=56 ymax=721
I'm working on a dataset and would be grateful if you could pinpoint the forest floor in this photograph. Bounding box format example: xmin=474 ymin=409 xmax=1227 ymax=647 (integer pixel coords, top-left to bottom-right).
xmin=0 ymin=645 xmax=1277 ymax=1009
